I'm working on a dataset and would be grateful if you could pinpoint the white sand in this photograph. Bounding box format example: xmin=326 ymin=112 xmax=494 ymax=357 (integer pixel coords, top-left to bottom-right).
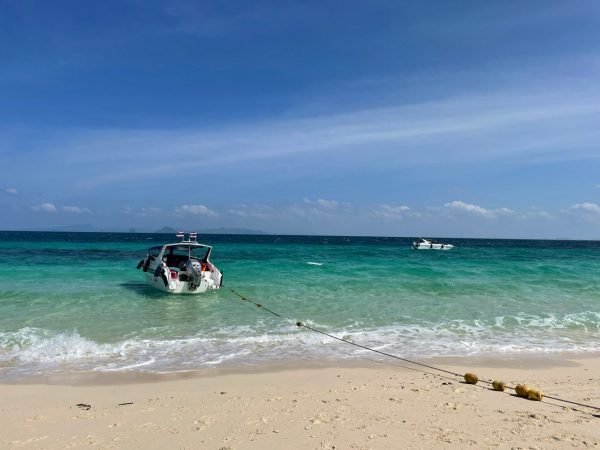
xmin=1 ymin=356 xmax=599 ymax=449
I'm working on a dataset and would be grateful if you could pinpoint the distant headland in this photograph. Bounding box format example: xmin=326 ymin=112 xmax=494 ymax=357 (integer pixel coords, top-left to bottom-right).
xmin=21 ymin=225 xmax=267 ymax=235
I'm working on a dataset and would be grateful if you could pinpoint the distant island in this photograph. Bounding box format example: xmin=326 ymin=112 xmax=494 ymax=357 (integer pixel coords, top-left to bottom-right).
xmin=26 ymin=225 xmax=266 ymax=235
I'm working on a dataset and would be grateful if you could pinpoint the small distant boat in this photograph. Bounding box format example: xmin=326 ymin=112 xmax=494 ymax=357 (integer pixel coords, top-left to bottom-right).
xmin=411 ymin=238 xmax=454 ymax=250
xmin=136 ymin=232 xmax=223 ymax=294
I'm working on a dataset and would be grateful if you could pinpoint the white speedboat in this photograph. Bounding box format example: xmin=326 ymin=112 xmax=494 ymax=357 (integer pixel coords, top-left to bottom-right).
xmin=412 ymin=238 xmax=454 ymax=250
xmin=136 ymin=232 xmax=223 ymax=294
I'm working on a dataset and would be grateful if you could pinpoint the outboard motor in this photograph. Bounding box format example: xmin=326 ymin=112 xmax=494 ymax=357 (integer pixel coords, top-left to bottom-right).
xmin=154 ymin=264 xmax=169 ymax=287
xmin=185 ymin=259 xmax=203 ymax=290
xmin=137 ymin=256 xmax=153 ymax=271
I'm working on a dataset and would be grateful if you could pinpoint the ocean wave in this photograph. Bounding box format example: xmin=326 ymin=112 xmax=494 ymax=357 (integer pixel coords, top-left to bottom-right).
xmin=0 ymin=327 xmax=129 ymax=363
xmin=1 ymin=313 xmax=599 ymax=378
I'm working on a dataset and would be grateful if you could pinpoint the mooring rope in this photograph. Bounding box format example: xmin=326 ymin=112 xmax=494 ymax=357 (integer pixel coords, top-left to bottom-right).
xmin=226 ymin=287 xmax=600 ymax=415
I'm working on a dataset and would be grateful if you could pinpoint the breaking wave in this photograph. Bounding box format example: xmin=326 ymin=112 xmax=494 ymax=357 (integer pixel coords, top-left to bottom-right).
xmin=1 ymin=311 xmax=599 ymax=379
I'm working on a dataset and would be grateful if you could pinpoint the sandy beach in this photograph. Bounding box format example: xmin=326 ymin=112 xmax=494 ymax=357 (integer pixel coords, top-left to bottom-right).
xmin=2 ymin=356 xmax=599 ymax=449
xmin=3 ymin=0 xmax=600 ymax=448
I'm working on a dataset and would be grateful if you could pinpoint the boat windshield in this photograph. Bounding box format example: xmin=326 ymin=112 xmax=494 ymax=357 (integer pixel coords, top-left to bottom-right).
xmin=148 ymin=246 xmax=162 ymax=258
xmin=164 ymin=244 xmax=210 ymax=260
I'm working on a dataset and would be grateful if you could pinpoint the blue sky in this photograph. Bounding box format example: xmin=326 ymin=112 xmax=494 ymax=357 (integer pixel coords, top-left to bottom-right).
xmin=1 ymin=0 xmax=600 ymax=238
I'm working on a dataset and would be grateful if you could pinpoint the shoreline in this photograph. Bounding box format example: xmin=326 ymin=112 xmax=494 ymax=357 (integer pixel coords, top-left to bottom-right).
xmin=3 ymin=351 xmax=599 ymax=386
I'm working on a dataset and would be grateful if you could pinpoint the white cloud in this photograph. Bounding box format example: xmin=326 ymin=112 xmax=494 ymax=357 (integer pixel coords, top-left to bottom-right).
xmin=570 ymin=202 xmax=600 ymax=215
xmin=519 ymin=208 xmax=553 ymax=220
xmin=174 ymin=204 xmax=217 ymax=216
xmin=32 ymin=202 xmax=57 ymax=213
xmin=228 ymin=204 xmax=274 ymax=219
xmin=288 ymin=198 xmax=353 ymax=220
xmin=25 ymin=83 xmax=600 ymax=191
xmin=32 ymin=203 xmax=92 ymax=214
xmin=372 ymin=204 xmax=418 ymax=220
xmin=62 ymin=206 xmax=92 ymax=214
xmin=444 ymin=200 xmax=514 ymax=219
xmin=303 ymin=198 xmax=339 ymax=209
xmin=4 ymin=188 xmax=17 ymax=195
xmin=137 ymin=207 xmax=161 ymax=216
xmin=122 ymin=206 xmax=162 ymax=217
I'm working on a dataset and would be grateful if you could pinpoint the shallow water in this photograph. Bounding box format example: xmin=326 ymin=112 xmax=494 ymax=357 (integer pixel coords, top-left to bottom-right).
xmin=1 ymin=231 xmax=599 ymax=379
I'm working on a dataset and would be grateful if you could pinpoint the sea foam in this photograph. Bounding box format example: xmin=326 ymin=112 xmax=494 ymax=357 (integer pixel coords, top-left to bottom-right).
xmin=1 ymin=312 xmax=599 ymax=379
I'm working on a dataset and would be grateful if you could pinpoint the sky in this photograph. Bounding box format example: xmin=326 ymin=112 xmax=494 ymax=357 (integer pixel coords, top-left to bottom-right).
xmin=1 ymin=0 xmax=600 ymax=238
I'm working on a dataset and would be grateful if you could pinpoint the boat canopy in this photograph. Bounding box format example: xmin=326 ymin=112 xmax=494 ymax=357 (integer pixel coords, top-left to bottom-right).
xmin=160 ymin=243 xmax=212 ymax=261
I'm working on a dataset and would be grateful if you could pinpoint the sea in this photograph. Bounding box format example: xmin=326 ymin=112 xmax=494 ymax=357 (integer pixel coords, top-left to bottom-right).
xmin=1 ymin=231 xmax=599 ymax=380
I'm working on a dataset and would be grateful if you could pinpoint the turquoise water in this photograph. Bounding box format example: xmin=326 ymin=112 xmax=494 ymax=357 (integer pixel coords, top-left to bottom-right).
xmin=1 ymin=231 xmax=599 ymax=379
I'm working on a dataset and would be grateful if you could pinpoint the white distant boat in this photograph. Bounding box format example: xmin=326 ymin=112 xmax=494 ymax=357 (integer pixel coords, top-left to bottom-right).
xmin=136 ymin=232 xmax=223 ymax=294
xmin=411 ymin=238 xmax=454 ymax=250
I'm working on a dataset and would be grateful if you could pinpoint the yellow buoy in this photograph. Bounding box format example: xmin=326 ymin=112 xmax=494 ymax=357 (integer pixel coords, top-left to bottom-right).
xmin=492 ymin=380 xmax=506 ymax=391
xmin=528 ymin=389 xmax=544 ymax=401
xmin=464 ymin=373 xmax=478 ymax=384
xmin=515 ymin=384 xmax=531 ymax=398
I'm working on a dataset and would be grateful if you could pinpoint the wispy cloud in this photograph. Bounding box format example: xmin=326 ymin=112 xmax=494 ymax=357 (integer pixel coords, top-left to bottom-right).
xmin=32 ymin=202 xmax=57 ymax=213
xmin=174 ymin=204 xmax=217 ymax=217
xmin=444 ymin=200 xmax=514 ymax=219
xmin=62 ymin=206 xmax=92 ymax=214
xmin=4 ymin=187 xmax=18 ymax=195
xmin=569 ymin=202 xmax=600 ymax=215
xmin=287 ymin=198 xmax=353 ymax=220
xmin=18 ymin=85 xmax=599 ymax=191
xmin=372 ymin=204 xmax=420 ymax=220
xmin=228 ymin=204 xmax=274 ymax=219
xmin=518 ymin=208 xmax=553 ymax=221
xmin=31 ymin=203 xmax=92 ymax=214
xmin=123 ymin=206 xmax=162 ymax=217
xmin=303 ymin=198 xmax=340 ymax=209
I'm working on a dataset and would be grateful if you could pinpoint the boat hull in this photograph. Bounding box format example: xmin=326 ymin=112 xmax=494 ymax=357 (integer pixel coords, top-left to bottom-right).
xmin=412 ymin=243 xmax=454 ymax=250
xmin=144 ymin=271 xmax=221 ymax=294
xmin=138 ymin=237 xmax=223 ymax=294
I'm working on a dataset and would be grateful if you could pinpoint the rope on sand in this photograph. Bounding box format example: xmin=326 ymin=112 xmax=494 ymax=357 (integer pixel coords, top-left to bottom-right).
xmin=226 ymin=287 xmax=600 ymax=416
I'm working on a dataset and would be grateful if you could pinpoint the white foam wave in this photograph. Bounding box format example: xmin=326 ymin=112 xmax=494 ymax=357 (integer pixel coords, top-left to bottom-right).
xmin=99 ymin=358 xmax=156 ymax=372
xmin=0 ymin=327 xmax=129 ymax=363
xmin=1 ymin=312 xmax=599 ymax=378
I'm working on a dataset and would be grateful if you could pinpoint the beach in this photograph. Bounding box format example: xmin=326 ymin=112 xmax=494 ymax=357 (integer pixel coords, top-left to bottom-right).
xmin=4 ymin=0 xmax=600 ymax=446
xmin=2 ymin=356 xmax=600 ymax=449
xmin=1 ymin=232 xmax=600 ymax=448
